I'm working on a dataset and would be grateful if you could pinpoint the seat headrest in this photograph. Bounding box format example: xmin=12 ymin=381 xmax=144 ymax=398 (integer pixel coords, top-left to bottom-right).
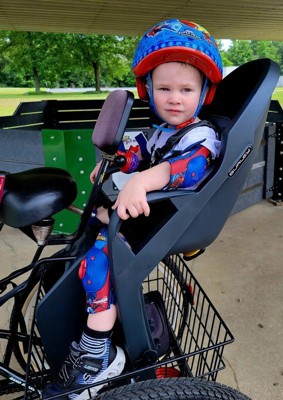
xmin=200 ymin=58 xmax=273 ymax=121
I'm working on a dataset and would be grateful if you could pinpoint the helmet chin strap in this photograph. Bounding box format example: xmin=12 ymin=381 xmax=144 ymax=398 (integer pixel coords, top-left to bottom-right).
xmin=147 ymin=74 xmax=208 ymax=132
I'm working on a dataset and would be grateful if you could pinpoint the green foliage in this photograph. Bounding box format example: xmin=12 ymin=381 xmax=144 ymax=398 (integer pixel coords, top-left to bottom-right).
xmin=225 ymin=40 xmax=254 ymax=65
xmin=273 ymin=42 xmax=283 ymax=73
xmin=223 ymin=39 xmax=283 ymax=72
xmin=0 ymin=31 xmax=140 ymax=91
xmin=0 ymin=31 xmax=281 ymax=91
xmin=53 ymin=33 xmax=140 ymax=90
xmin=0 ymin=31 xmax=72 ymax=91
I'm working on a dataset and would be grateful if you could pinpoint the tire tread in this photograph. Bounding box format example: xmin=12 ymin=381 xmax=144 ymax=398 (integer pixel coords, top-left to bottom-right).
xmin=97 ymin=378 xmax=251 ymax=400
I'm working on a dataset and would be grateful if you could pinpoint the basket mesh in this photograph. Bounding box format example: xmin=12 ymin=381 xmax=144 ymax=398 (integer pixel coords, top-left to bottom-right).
xmin=20 ymin=254 xmax=233 ymax=399
xmin=142 ymin=254 xmax=234 ymax=380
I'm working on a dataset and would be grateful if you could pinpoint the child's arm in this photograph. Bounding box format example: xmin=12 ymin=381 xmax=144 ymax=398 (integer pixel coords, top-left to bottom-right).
xmin=90 ymin=133 xmax=150 ymax=182
xmin=112 ymin=162 xmax=171 ymax=220
xmin=115 ymin=132 xmax=150 ymax=173
xmin=90 ymin=160 xmax=102 ymax=184
xmin=112 ymin=144 xmax=213 ymax=220
xmin=163 ymin=145 xmax=211 ymax=189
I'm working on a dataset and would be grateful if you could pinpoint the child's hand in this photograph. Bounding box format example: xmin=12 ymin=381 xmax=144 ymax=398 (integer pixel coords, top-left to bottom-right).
xmin=90 ymin=160 xmax=102 ymax=183
xmin=112 ymin=176 xmax=150 ymax=220
xmin=112 ymin=162 xmax=170 ymax=220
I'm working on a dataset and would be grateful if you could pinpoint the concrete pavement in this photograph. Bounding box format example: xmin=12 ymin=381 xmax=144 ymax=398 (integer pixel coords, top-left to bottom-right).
xmin=191 ymin=200 xmax=283 ymax=399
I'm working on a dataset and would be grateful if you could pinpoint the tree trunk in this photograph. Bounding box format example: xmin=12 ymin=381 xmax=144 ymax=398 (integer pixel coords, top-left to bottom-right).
xmin=26 ymin=32 xmax=41 ymax=93
xmin=33 ymin=66 xmax=41 ymax=93
xmin=93 ymin=61 xmax=101 ymax=92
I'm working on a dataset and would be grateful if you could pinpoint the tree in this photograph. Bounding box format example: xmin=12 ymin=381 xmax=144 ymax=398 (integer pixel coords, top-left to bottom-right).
xmin=0 ymin=31 xmax=68 ymax=92
xmin=271 ymin=42 xmax=283 ymax=73
xmin=250 ymin=41 xmax=280 ymax=64
xmin=225 ymin=40 xmax=254 ymax=66
xmin=65 ymin=34 xmax=139 ymax=90
xmin=105 ymin=36 xmax=140 ymax=87
xmin=222 ymin=39 xmax=283 ymax=73
xmin=217 ymin=40 xmax=233 ymax=67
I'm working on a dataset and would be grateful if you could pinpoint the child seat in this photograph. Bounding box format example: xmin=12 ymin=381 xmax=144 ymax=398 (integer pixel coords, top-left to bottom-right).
xmin=36 ymin=58 xmax=280 ymax=374
xmin=107 ymin=58 xmax=280 ymax=365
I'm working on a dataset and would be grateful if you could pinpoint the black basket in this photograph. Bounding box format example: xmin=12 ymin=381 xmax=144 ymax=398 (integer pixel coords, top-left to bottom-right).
xmin=142 ymin=254 xmax=234 ymax=380
xmin=22 ymin=253 xmax=234 ymax=399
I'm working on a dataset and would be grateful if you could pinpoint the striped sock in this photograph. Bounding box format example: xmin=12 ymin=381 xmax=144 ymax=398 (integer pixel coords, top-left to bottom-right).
xmin=79 ymin=327 xmax=112 ymax=371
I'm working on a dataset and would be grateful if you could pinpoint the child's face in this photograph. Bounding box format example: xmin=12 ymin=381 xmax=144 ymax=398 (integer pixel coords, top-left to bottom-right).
xmin=151 ymin=62 xmax=204 ymax=126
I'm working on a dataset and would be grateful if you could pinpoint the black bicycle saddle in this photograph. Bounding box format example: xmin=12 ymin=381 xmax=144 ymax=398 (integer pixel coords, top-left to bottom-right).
xmin=0 ymin=167 xmax=77 ymax=228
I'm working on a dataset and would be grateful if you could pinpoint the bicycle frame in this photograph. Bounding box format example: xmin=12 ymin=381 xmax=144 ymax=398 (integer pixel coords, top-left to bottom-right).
xmin=0 ymin=227 xmax=78 ymax=397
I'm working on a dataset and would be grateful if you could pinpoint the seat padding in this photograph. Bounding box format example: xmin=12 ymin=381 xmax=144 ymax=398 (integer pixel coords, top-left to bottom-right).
xmin=0 ymin=167 xmax=77 ymax=227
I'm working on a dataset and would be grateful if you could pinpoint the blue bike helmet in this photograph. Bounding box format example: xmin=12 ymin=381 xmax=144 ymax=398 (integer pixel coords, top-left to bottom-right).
xmin=132 ymin=19 xmax=223 ymax=107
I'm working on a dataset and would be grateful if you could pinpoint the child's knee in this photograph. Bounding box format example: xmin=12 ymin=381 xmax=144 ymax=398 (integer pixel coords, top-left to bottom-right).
xmin=79 ymin=247 xmax=109 ymax=294
xmin=78 ymin=228 xmax=113 ymax=313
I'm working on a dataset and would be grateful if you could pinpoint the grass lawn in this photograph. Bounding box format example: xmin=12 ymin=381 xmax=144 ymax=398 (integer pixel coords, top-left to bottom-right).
xmin=0 ymin=88 xmax=116 ymax=116
xmin=0 ymin=86 xmax=282 ymax=117
xmin=271 ymin=87 xmax=283 ymax=106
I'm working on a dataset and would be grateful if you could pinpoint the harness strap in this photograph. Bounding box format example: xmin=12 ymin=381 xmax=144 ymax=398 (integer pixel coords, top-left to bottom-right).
xmin=152 ymin=120 xmax=215 ymax=166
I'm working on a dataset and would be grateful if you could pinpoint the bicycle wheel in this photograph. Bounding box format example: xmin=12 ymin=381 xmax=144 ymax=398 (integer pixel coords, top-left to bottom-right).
xmin=97 ymin=378 xmax=251 ymax=400
xmin=10 ymin=260 xmax=65 ymax=371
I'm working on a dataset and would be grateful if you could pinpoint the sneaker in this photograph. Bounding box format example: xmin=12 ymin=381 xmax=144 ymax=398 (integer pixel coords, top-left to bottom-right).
xmin=42 ymin=341 xmax=125 ymax=399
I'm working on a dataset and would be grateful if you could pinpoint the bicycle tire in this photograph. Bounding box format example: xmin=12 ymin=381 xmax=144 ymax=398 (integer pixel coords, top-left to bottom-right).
xmin=10 ymin=279 xmax=43 ymax=371
xmin=160 ymin=255 xmax=191 ymax=340
xmin=9 ymin=260 xmax=66 ymax=371
xmin=97 ymin=378 xmax=251 ymax=400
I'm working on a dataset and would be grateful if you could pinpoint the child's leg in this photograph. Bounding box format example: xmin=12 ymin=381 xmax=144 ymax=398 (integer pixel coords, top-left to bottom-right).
xmin=43 ymin=224 xmax=125 ymax=399
xmin=87 ymin=304 xmax=117 ymax=331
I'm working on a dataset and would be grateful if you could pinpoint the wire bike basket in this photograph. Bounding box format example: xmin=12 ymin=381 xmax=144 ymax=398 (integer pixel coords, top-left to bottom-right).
xmin=142 ymin=254 xmax=234 ymax=381
xmin=21 ymin=253 xmax=234 ymax=399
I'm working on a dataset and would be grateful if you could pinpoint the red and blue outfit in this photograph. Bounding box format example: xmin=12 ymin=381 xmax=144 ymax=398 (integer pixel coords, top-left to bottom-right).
xmin=79 ymin=122 xmax=220 ymax=314
xmin=147 ymin=121 xmax=220 ymax=188
xmin=163 ymin=145 xmax=211 ymax=189
xmin=78 ymin=228 xmax=114 ymax=313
